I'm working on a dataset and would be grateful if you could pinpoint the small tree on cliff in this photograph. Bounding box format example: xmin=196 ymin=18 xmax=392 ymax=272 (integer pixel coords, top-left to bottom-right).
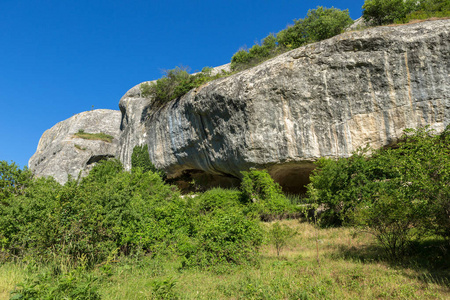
xmin=131 ymin=144 xmax=157 ymax=173
xmin=362 ymin=0 xmax=418 ymax=25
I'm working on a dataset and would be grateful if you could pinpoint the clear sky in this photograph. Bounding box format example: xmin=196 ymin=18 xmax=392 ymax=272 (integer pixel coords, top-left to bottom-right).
xmin=0 ymin=0 xmax=365 ymax=168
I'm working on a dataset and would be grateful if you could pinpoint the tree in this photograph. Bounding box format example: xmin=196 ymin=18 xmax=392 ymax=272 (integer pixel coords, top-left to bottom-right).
xmin=0 ymin=161 xmax=33 ymax=199
xmin=276 ymin=21 xmax=307 ymax=49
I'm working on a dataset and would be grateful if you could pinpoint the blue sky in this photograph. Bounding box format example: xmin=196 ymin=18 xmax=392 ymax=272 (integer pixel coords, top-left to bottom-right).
xmin=0 ymin=0 xmax=365 ymax=168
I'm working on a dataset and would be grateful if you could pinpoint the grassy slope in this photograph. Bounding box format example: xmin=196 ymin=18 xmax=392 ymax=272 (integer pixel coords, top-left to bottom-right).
xmin=4 ymin=220 xmax=448 ymax=299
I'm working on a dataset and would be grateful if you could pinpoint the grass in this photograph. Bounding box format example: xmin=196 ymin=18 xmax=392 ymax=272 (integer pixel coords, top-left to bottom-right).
xmin=74 ymin=144 xmax=87 ymax=150
xmin=2 ymin=220 xmax=449 ymax=299
xmin=73 ymin=130 xmax=114 ymax=143
xmin=0 ymin=262 xmax=26 ymax=300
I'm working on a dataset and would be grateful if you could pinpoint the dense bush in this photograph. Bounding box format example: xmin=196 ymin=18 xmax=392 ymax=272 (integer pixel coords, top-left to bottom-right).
xmin=308 ymin=126 xmax=450 ymax=258
xmin=193 ymin=188 xmax=244 ymax=213
xmin=362 ymin=0 xmax=418 ymax=25
xmin=362 ymin=0 xmax=449 ymax=25
xmin=182 ymin=207 xmax=263 ymax=270
xmin=307 ymin=147 xmax=378 ymax=226
xmin=402 ymin=0 xmax=450 ymax=22
xmin=0 ymin=159 xmax=185 ymax=265
xmin=2 ymin=161 xmax=287 ymax=273
xmin=230 ymin=34 xmax=281 ymax=71
xmin=241 ymin=170 xmax=294 ymax=219
xmin=231 ymin=6 xmax=353 ymax=71
xmin=141 ymin=66 xmax=230 ymax=104
xmin=11 ymin=264 xmax=101 ymax=300
xmin=296 ymin=6 xmax=354 ymax=43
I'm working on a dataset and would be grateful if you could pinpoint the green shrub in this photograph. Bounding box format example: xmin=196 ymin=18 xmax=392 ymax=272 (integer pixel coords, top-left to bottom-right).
xmin=131 ymin=144 xmax=157 ymax=173
xmin=300 ymin=6 xmax=353 ymax=42
xmin=231 ymin=6 xmax=352 ymax=72
xmin=351 ymin=190 xmax=422 ymax=259
xmin=362 ymin=0 xmax=450 ymax=25
xmin=83 ymin=158 xmax=124 ymax=184
xmin=306 ymin=147 xmax=378 ymax=226
xmin=0 ymin=176 xmax=62 ymax=260
xmin=308 ymin=126 xmax=450 ymax=257
xmin=193 ymin=188 xmax=244 ymax=213
xmin=269 ymin=222 xmax=296 ymax=257
xmin=0 ymin=159 xmax=187 ymax=265
xmin=151 ymin=277 xmax=179 ymax=300
xmin=0 ymin=161 xmax=33 ymax=199
xmin=11 ymin=265 xmax=101 ymax=300
xmin=241 ymin=170 xmax=292 ymax=218
xmin=141 ymin=66 xmax=230 ymax=104
xmin=362 ymin=0 xmax=419 ymax=25
xmin=230 ymin=49 xmax=254 ymax=71
xmin=183 ymin=208 xmax=263 ymax=270
xmin=401 ymin=0 xmax=450 ymax=22
xmin=276 ymin=22 xmax=307 ymax=50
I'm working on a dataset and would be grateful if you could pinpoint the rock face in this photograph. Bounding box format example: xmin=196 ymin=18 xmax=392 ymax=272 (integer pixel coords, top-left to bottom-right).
xmin=30 ymin=20 xmax=450 ymax=192
xmin=118 ymin=20 xmax=449 ymax=193
xmin=29 ymin=110 xmax=121 ymax=184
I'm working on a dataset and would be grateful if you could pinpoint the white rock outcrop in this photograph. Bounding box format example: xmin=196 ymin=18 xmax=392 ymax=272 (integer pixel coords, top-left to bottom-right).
xmin=118 ymin=20 xmax=449 ymax=191
xmin=29 ymin=110 xmax=121 ymax=184
xmin=30 ymin=20 xmax=450 ymax=191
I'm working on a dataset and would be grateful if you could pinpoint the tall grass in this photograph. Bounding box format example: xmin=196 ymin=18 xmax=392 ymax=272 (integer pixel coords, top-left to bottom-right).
xmin=3 ymin=220 xmax=449 ymax=299
xmin=0 ymin=262 xmax=26 ymax=300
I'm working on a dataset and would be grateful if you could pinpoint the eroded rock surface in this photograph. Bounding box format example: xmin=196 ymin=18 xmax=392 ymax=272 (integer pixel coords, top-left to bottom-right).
xmin=29 ymin=20 xmax=449 ymax=192
xmin=118 ymin=20 xmax=449 ymax=192
xmin=29 ymin=109 xmax=121 ymax=184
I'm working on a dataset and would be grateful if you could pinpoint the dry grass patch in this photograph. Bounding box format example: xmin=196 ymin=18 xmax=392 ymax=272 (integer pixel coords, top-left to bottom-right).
xmin=73 ymin=129 xmax=114 ymax=143
xmin=0 ymin=263 xmax=26 ymax=300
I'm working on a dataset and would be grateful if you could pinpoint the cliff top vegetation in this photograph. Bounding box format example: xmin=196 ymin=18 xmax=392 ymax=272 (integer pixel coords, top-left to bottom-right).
xmin=140 ymin=1 xmax=449 ymax=106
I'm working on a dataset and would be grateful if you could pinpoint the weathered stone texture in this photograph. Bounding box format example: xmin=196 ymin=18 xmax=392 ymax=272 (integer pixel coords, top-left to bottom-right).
xmin=29 ymin=110 xmax=121 ymax=184
xmin=30 ymin=20 xmax=449 ymax=191
xmin=118 ymin=20 xmax=449 ymax=191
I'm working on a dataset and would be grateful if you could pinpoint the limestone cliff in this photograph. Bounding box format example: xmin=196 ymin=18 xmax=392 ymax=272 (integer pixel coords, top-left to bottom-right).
xmin=30 ymin=20 xmax=450 ymax=191
xmin=117 ymin=20 xmax=449 ymax=192
xmin=29 ymin=110 xmax=121 ymax=184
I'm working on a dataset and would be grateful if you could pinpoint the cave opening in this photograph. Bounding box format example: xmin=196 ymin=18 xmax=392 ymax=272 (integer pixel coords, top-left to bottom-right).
xmin=171 ymin=163 xmax=315 ymax=195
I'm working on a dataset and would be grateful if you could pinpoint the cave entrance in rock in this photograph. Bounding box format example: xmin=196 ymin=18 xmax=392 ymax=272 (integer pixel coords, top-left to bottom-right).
xmin=171 ymin=163 xmax=315 ymax=195
xmin=169 ymin=169 xmax=242 ymax=193
xmin=269 ymin=163 xmax=316 ymax=195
